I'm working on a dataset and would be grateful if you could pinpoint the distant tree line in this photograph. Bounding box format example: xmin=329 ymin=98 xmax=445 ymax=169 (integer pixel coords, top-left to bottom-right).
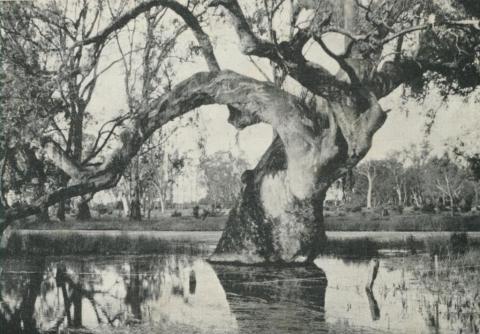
xmin=341 ymin=143 xmax=480 ymax=215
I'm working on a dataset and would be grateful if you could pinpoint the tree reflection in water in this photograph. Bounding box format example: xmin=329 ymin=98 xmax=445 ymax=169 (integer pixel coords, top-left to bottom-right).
xmin=0 ymin=255 xmax=236 ymax=333
xmin=0 ymin=258 xmax=44 ymax=334
xmin=5 ymin=253 xmax=474 ymax=334
xmin=0 ymin=255 xmax=332 ymax=334
xmin=211 ymin=264 xmax=328 ymax=333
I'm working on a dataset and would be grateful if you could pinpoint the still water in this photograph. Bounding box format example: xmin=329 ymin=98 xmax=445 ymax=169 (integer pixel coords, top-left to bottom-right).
xmin=0 ymin=234 xmax=478 ymax=333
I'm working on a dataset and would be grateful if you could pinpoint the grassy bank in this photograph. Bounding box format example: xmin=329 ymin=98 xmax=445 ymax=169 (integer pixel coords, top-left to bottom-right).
xmin=16 ymin=215 xmax=227 ymax=231
xmin=14 ymin=212 xmax=480 ymax=232
xmin=324 ymin=212 xmax=480 ymax=231
xmin=320 ymin=232 xmax=480 ymax=258
xmin=3 ymin=231 xmax=212 ymax=256
xmin=5 ymin=228 xmax=480 ymax=258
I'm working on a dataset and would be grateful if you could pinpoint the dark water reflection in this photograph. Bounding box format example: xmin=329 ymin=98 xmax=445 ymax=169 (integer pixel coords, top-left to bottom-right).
xmin=213 ymin=264 xmax=327 ymax=333
xmin=0 ymin=252 xmax=478 ymax=333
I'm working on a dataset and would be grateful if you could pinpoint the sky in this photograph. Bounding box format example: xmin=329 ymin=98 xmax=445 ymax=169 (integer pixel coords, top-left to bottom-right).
xmin=84 ymin=4 xmax=479 ymax=202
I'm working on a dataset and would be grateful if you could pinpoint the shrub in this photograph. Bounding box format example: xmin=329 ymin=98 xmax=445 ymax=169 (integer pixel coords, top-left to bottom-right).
xmin=345 ymin=205 xmax=362 ymax=213
xmin=115 ymin=201 xmax=124 ymax=210
xmin=321 ymin=237 xmax=379 ymax=258
xmin=171 ymin=210 xmax=182 ymax=217
xmin=424 ymin=237 xmax=449 ymax=257
xmin=459 ymin=198 xmax=472 ymax=213
xmin=450 ymin=232 xmax=468 ymax=255
xmin=406 ymin=235 xmax=417 ymax=255
xmin=95 ymin=203 xmax=109 ymax=215
xmin=192 ymin=205 xmax=200 ymax=218
xmin=421 ymin=201 xmax=435 ymax=213
xmin=425 ymin=232 xmax=469 ymax=258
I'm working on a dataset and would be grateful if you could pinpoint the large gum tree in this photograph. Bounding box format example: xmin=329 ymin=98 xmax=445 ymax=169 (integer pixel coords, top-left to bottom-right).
xmin=1 ymin=0 xmax=479 ymax=264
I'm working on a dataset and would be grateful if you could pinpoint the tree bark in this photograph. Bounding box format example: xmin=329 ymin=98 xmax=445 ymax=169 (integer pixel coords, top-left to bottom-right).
xmin=121 ymin=194 xmax=130 ymax=217
xmin=56 ymin=200 xmax=66 ymax=221
xmin=130 ymin=199 xmax=142 ymax=221
xmin=33 ymin=181 xmax=50 ymax=222
xmin=366 ymin=174 xmax=373 ymax=209
xmin=210 ymin=136 xmax=328 ymax=264
xmin=396 ymin=187 xmax=402 ymax=206
xmin=76 ymin=198 xmax=92 ymax=221
xmin=56 ymin=173 xmax=69 ymax=221
xmin=129 ymin=157 xmax=143 ymax=221
xmin=158 ymin=194 xmax=165 ymax=213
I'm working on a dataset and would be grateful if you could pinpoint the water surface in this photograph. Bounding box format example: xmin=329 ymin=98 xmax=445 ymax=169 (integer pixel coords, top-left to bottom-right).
xmin=1 ymin=232 xmax=479 ymax=333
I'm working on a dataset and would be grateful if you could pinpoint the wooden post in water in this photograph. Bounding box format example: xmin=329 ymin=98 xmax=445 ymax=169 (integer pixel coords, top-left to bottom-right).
xmin=366 ymin=259 xmax=380 ymax=291
xmin=366 ymin=288 xmax=381 ymax=321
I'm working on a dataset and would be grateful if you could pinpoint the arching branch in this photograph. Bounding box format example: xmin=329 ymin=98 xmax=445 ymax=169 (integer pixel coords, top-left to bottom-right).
xmin=4 ymin=70 xmax=316 ymax=222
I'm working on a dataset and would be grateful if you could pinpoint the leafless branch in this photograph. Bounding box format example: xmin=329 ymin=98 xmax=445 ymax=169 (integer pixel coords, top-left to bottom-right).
xmin=247 ymin=56 xmax=273 ymax=82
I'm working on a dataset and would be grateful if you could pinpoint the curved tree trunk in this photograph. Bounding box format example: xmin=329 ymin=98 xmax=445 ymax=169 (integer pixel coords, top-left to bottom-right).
xmin=211 ymin=136 xmax=328 ymax=264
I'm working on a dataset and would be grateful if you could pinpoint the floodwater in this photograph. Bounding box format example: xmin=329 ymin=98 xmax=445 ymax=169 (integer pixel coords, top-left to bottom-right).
xmin=1 ymin=232 xmax=479 ymax=333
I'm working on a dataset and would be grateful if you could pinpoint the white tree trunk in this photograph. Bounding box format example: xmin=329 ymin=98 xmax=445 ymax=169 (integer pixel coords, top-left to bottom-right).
xmin=367 ymin=175 xmax=373 ymax=209
xmin=159 ymin=195 xmax=165 ymax=213
xmin=121 ymin=195 xmax=130 ymax=217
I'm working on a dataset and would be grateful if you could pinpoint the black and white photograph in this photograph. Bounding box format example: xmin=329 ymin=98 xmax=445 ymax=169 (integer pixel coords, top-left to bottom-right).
xmin=1 ymin=0 xmax=480 ymax=333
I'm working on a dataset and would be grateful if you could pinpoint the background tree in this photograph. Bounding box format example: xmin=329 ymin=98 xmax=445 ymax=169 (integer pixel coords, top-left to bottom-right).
xmin=199 ymin=151 xmax=249 ymax=208
xmin=357 ymin=160 xmax=380 ymax=209
xmin=423 ymin=154 xmax=468 ymax=214
xmin=119 ymin=136 xmax=185 ymax=220
xmin=0 ymin=0 xmax=127 ymax=221
xmin=109 ymin=1 xmax=192 ymax=220
xmin=1 ymin=8 xmax=64 ymax=222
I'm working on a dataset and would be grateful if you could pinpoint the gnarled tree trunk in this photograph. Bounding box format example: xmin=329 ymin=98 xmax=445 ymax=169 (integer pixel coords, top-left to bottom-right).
xmin=210 ymin=84 xmax=386 ymax=264
xmin=211 ymin=136 xmax=328 ymax=263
